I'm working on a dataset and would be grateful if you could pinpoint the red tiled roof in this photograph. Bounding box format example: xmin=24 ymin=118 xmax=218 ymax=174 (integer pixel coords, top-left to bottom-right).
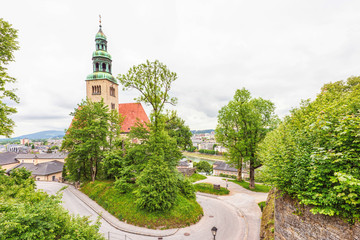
xmin=118 ymin=103 xmax=150 ymax=133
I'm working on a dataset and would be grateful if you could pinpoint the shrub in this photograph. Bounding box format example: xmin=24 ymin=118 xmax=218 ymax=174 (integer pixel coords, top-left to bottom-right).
xmin=219 ymin=173 xmax=236 ymax=179
xmin=259 ymin=77 xmax=360 ymax=221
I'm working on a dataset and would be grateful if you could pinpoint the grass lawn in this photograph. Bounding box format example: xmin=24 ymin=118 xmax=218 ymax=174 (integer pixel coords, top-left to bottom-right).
xmin=182 ymin=151 xmax=226 ymax=161
xmin=229 ymin=180 xmax=271 ymax=193
xmin=194 ymin=183 xmax=229 ymax=195
xmin=188 ymin=173 xmax=207 ymax=183
xmin=81 ymin=181 xmax=203 ymax=229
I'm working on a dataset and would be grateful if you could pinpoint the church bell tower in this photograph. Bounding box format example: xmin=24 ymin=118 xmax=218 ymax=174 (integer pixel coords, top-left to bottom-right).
xmin=86 ymin=17 xmax=119 ymax=112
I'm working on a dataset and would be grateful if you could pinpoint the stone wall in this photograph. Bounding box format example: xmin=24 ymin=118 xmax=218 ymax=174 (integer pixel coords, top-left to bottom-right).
xmin=275 ymin=191 xmax=360 ymax=240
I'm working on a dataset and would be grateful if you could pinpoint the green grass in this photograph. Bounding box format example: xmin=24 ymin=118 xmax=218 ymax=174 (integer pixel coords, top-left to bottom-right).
xmin=230 ymin=180 xmax=271 ymax=192
xmin=182 ymin=151 xmax=226 ymax=161
xmin=188 ymin=173 xmax=207 ymax=183
xmin=194 ymin=183 xmax=230 ymax=195
xmin=81 ymin=181 xmax=203 ymax=229
xmin=258 ymin=201 xmax=266 ymax=211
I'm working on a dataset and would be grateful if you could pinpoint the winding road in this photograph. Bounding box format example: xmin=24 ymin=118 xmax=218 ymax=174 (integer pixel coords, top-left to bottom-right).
xmin=36 ymin=177 xmax=266 ymax=240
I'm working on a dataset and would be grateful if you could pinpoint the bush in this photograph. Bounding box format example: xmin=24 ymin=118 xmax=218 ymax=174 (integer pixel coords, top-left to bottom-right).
xmin=259 ymin=77 xmax=360 ymax=221
xmin=193 ymin=161 xmax=213 ymax=174
xmin=219 ymin=173 xmax=236 ymax=179
xmin=135 ymin=158 xmax=178 ymax=212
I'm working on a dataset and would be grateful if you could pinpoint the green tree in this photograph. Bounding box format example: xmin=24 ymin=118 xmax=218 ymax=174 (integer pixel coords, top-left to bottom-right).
xmin=118 ymin=59 xmax=177 ymax=131
xmin=61 ymin=99 xmax=122 ymax=182
xmin=0 ymin=169 xmax=104 ymax=239
xmin=215 ymin=88 xmax=277 ymax=188
xmin=0 ymin=19 xmax=20 ymax=137
xmin=194 ymin=161 xmax=212 ymax=174
xmin=118 ymin=60 xmax=192 ymax=211
xmin=164 ymin=110 xmax=193 ymax=150
xmin=258 ymin=77 xmax=360 ymax=221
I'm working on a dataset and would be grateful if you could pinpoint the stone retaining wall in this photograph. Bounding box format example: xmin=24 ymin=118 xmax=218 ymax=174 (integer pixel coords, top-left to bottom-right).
xmin=275 ymin=191 xmax=360 ymax=240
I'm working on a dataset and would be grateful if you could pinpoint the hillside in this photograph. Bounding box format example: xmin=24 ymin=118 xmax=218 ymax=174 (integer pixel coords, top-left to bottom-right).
xmin=0 ymin=130 xmax=65 ymax=141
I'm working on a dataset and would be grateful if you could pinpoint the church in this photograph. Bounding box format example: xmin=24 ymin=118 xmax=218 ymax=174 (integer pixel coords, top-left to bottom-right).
xmin=85 ymin=22 xmax=149 ymax=133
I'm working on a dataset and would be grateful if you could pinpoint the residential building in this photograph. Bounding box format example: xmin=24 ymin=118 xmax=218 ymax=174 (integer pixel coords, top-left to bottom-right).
xmin=212 ymin=161 xmax=237 ymax=176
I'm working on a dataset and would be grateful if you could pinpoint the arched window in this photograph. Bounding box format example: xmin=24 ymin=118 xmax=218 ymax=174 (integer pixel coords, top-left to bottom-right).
xmin=98 ymin=85 xmax=101 ymax=94
xmin=109 ymin=65 xmax=111 ymax=73
xmin=95 ymin=63 xmax=99 ymax=72
xmin=102 ymin=63 xmax=106 ymax=72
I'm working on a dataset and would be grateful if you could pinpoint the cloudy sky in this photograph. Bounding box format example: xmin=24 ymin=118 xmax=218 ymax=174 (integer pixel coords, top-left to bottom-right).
xmin=2 ymin=0 xmax=360 ymax=137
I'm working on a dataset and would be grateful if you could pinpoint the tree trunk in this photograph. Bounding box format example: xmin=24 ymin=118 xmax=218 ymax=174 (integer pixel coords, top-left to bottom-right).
xmin=249 ymin=164 xmax=255 ymax=189
xmin=237 ymin=164 xmax=243 ymax=182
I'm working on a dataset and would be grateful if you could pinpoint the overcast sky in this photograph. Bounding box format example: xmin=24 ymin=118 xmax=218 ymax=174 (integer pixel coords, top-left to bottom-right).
xmin=2 ymin=0 xmax=360 ymax=137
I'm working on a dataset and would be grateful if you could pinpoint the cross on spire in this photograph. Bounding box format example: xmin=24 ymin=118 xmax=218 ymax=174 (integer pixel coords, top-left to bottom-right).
xmin=99 ymin=14 xmax=102 ymax=29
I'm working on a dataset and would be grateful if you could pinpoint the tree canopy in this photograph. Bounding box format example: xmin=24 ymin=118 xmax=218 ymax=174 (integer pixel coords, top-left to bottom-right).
xmin=258 ymin=76 xmax=360 ymax=222
xmin=215 ymin=88 xmax=277 ymax=188
xmin=117 ymin=60 xmax=194 ymax=211
xmin=0 ymin=168 xmax=104 ymax=239
xmin=0 ymin=18 xmax=20 ymax=137
xmin=61 ymin=99 xmax=123 ymax=182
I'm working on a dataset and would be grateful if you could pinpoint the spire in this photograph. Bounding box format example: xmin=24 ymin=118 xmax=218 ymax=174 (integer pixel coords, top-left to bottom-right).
xmin=99 ymin=14 xmax=102 ymax=29
xmin=86 ymin=18 xmax=117 ymax=84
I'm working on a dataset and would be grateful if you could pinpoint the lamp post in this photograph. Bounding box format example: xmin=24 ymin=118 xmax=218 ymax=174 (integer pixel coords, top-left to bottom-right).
xmin=211 ymin=226 xmax=217 ymax=240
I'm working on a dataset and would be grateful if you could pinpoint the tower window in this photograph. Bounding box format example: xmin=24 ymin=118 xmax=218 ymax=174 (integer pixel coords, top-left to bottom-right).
xmin=109 ymin=65 xmax=111 ymax=73
xmin=92 ymin=85 xmax=101 ymax=95
xmin=110 ymin=86 xmax=115 ymax=97
xmin=111 ymin=103 xmax=115 ymax=110
xmin=95 ymin=63 xmax=99 ymax=71
xmin=102 ymin=63 xmax=106 ymax=72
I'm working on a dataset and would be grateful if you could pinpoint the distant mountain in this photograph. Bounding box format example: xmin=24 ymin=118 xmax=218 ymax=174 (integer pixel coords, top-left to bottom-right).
xmin=191 ymin=129 xmax=215 ymax=134
xmin=8 ymin=130 xmax=65 ymax=140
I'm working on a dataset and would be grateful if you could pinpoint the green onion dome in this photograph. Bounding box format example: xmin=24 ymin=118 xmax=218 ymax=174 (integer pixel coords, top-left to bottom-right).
xmin=92 ymin=50 xmax=112 ymax=60
xmin=95 ymin=29 xmax=107 ymax=41
xmin=86 ymin=72 xmax=117 ymax=84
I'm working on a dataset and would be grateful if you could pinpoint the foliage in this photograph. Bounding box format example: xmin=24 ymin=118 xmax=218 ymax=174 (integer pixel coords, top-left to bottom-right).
xmin=186 ymin=146 xmax=197 ymax=152
xmin=215 ymin=88 xmax=278 ymax=187
xmin=194 ymin=183 xmax=230 ymax=195
xmin=164 ymin=110 xmax=193 ymax=150
xmin=0 ymin=18 xmax=20 ymax=138
xmin=258 ymin=201 xmax=266 ymax=211
xmin=198 ymin=149 xmax=219 ymax=155
xmin=229 ymin=180 xmax=271 ymax=192
xmin=61 ymin=99 xmax=122 ymax=182
xmin=258 ymin=77 xmax=360 ymax=221
xmin=219 ymin=173 xmax=237 ymax=179
xmin=177 ymin=176 xmax=196 ymax=199
xmin=81 ymin=181 xmax=203 ymax=229
xmin=118 ymin=59 xmax=177 ymax=129
xmin=0 ymin=169 xmax=104 ymax=239
xmin=193 ymin=160 xmax=213 ymax=174
xmin=118 ymin=60 xmax=195 ymax=212
xmin=188 ymin=173 xmax=207 ymax=183
xmin=135 ymin=153 xmax=178 ymax=212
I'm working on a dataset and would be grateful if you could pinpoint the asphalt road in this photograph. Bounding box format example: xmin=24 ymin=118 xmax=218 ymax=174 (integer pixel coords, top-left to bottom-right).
xmin=36 ymin=181 xmax=245 ymax=240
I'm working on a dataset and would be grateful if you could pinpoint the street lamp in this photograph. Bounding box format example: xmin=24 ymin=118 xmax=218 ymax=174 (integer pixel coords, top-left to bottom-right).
xmin=211 ymin=226 xmax=217 ymax=240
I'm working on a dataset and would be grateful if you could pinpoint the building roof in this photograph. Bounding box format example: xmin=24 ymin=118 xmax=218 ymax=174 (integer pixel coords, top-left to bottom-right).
xmin=118 ymin=103 xmax=150 ymax=133
xmin=178 ymin=160 xmax=190 ymax=167
xmin=7 ymin=160 xmax=64 ymax=176
xmin=15 ymin=152 xmax=68 ymax=159
xmin=213 ymin=161 xmax=237 ymax=172
xmin=0 ymin=152 xmax=19 ymax=166
xmin=86 ymin=72 xmax=117 ymax=84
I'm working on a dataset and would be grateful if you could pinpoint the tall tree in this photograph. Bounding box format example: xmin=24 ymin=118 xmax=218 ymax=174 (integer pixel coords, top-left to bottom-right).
xmin=215 ymin=88 xmax=277 ymax=188
xmin=118 ymin=59 xmax=177 ymax=131
xmin=164 ymin=110 xmax=193 ymax=150
xmin=0 ymin=18 xmax=20 ymax=137
xmin=118 ymin=60 xmax=188 ymax=211
xmin=61 ymin=99 xmax=122 ymax=182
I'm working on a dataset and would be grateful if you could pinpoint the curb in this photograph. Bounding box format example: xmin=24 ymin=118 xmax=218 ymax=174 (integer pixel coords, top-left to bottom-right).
xmin=67 ymin=185 xmax=179 ymax=238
